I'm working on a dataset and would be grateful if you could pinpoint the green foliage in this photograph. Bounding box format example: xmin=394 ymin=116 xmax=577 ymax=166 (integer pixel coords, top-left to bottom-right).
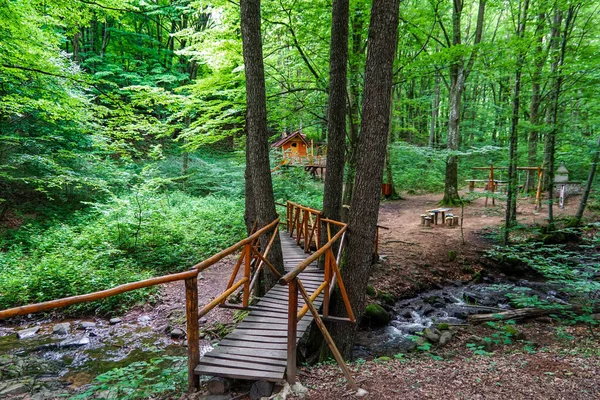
xmin=0 ymin=190 xmax=245 ymax=313
xmin=70 ymin=356 xmax=186 ymax=400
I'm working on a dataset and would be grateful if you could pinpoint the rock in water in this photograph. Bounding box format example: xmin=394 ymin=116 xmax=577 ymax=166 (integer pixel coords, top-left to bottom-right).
xmin=364 ymin=304 xmax=390 ymax=327
xmin=109 ymin=318 xmax=122 ymax=325
xmin=52 ymin=323 xmax=70 ymax=335
xmin=438 ymin=331 xmax=453 ymax=347
xmin=170 ymin=328 xmax=186 ymax=339
xmin=250 ymin=380 xmax=273 ymax=400
xmin=78 ymin=321 xmax=96 ymax=330
xmin=59 ymin=336 xmax=90 ymax=348
xmin=17 ymin=327 xmax=40 ymax=340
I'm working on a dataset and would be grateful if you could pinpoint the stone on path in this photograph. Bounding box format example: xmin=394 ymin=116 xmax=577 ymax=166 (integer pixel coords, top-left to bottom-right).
xmin=17 ymin=327 xmax=40 ymax=340
xmin=52 ymin=323 xmax=70 ymax=336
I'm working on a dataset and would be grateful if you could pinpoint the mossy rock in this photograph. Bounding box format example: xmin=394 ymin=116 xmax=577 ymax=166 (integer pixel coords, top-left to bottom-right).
xmin=366 ymin=285 xmax=376 ymax=297
xmin=364 ymin=304 xmax=390 ymax=327
xmin=377 ymin=291 xmax=396 ymax=306
xmin=437 ymin=323 xmax=450 ymax=331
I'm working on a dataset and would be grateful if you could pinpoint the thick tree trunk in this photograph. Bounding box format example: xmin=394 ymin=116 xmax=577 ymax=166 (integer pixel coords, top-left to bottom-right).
xmin=240 ymin=0 xmax=284 ymax=291
xmin=504 ymin=0 xmax=529 ymax=245
xmin=322 ymin=0 xmax=349 ymax=225
xmin=328 ymin=0 xmax=400 ymax=359
xmin=575 ymin=135 xmax=600 ymax=225
xmin=442 ymin=0 xmax=486 ymax=206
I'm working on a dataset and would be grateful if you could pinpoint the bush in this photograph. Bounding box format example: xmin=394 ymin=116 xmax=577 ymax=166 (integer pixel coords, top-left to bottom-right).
xmin=0 ymin=191 xmax=245 ymax=314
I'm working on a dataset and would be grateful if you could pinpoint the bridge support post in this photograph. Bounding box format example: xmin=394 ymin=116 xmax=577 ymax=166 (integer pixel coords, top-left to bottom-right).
xmin=286 ymin=278 xmax=298 ymax=384
xmin=185 ymin=276 xmax=200 ymax=391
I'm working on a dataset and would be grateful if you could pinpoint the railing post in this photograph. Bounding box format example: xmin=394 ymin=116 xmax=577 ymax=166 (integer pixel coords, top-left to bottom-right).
xmin=243 ymin=244 xmax=251 ymax=307
xmin=303 ymin=209 xmax=309 ymax=253
xmin=323 ymin=250 xmax=331 ymax=317
xmin=185 ymin=276 xmax=200 ymax=391
xmin=286 ymin=278 xmax=298 ymax=384
xmin=315 ymin=214 xmax=321 ymax=250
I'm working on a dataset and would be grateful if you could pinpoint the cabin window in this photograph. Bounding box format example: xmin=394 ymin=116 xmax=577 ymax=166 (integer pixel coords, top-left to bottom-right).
xmin=291 ymin=143 xmax=297 ymax=147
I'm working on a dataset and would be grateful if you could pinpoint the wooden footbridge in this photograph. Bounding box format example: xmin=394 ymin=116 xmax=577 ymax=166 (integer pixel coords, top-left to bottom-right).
xmin=0 ymin=201 xmax=359 ymax=392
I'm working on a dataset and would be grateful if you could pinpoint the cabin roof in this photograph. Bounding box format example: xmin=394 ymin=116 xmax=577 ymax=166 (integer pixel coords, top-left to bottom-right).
xmin=271 ymin=131 xmax=309 ymax=148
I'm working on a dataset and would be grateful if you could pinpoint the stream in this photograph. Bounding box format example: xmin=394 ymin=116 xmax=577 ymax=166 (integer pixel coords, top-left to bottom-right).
xmin=0 ymin=278 xmax=568 ymax=398
xmin=354 ymin=278 xmax=568 ymax=358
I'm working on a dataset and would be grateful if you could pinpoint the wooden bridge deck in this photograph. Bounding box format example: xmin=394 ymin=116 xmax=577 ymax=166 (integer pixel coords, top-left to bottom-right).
xmin=194 ymin=233 xmax=322 ymax=382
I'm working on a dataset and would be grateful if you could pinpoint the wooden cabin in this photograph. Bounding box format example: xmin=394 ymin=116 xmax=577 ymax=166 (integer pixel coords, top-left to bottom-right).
xmin=271 ymin=131 xmax=326 ymax=167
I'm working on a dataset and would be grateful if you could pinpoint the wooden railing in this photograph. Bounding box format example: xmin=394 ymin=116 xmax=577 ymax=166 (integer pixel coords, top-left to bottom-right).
xmin=0 ymin=218 xmax=280 ymax=392
xmin=280 ymin=208 xmax=358 ymax=390
xmin=286 ymin=201 xmax=323 ymax=253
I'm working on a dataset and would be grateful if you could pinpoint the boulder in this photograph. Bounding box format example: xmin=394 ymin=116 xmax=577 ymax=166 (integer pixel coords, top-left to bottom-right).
xmin=0 ymin=379 xmax=31 ymax=396
xmin=467 ymin=335 xmax=492 ymax=352
xmin=208 ymin=377 xmax=231 ymax=395
xmin=109 ymin=318 xmax=122 ymax=325
xmin=423 ymin=328 xmax=440 ymax=343
xmin=364 ymin=304 xmax=390 ymax=327
xmin=17 ymin=327 xmax=40 ymax=340
xmin=438 ymin=331 xmax=453 ymax=347
xmin=52 ymin=323 xmax=70 ymax=336
xmin=138 ymin=315 xmax=151 ymax=324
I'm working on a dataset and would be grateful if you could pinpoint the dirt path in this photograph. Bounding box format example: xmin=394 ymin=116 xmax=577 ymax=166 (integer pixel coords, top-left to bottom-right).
xmin=373 ymin=192 xmax=585 ymax=298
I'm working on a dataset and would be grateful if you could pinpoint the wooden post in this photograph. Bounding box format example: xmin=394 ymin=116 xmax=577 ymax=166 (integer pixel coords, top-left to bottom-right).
xmin=296 ymin=281 xmax=358 ymax=391
xmin=315 ymin=214 xmax=321 ymax=250
xmin=286 ymin=279 xmax=298 ymax=384
xmin=243 ymin=244 xmax=251 ymax=307
xmin=185 ymin=276 xmax=200 ymax=391
xmin=490 ymin=164 xmax=495 ymax=206
xmin=323 ymin=250 xmax=331 ymax=317
xmin=303 ymin=209 xmax=309 ymax=253
xmin=535 ymin=167 xmax=543 ymax=210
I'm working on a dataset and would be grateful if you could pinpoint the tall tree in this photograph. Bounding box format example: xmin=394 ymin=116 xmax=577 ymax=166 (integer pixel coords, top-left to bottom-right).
xmin=240 ymin=0 xmax=284 ymax=290
xmin=441 ymin=0 xmax=486 ymax=205
xmin=329 ymin=0 xmax=400 ymax=358
xmin=504 ymin=0 xmax=530 ymax=245
xmin=574 ymin=134 xmax=600 ymax=225
xmin=322 ymin=0 xmax=349 ymax=225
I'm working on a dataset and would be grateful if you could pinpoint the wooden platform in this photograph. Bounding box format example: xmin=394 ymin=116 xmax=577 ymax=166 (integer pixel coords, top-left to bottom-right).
xmin=195 ymin=233 xmax=323 ymax=382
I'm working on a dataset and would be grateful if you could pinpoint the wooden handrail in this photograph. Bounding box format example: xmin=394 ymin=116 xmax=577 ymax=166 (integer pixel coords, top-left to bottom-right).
xmin=0 ymin=269 xmax=199 ymax=320
xmin=287 ymin=200 xmax=323 ymax=216
xmin=278 ymin=224 xmax=347 ymax=285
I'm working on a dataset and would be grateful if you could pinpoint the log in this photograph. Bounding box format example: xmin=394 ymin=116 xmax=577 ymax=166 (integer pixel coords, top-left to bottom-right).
xmin=208 ymin=377 xmax=231 ymax=395
xmin=468 ymin=308 xmax=553 ymax=323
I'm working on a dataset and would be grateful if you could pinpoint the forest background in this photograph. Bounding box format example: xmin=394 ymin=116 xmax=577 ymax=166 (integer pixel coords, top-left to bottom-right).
xmin=1 ymin=0 xmax=599 ymax=313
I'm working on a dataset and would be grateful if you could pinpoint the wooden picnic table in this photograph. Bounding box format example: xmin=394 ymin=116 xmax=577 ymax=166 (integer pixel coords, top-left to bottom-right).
xmin=426 ymin=208 xmax=452 ymax=225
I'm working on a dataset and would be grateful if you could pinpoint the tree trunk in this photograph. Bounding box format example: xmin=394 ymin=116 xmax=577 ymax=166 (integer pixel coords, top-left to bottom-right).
xmin=240 ymin=0 xmax=284 ymax=291
xmin=504 ymin=0 xmax=529 ymax=245
xmin=328 ymin=0 xmax=400 ymax=359
xmin=322 ymin=0 xmax=349 ymax=225
xmin=524 ymin=13 xmax=546 ymax=192
xmin=575 ymin=134 xmax=600 ymax=225
xmin=429 ymin=73 xmax=441 ymax=147
xmin=341 ymin=5 xmax=365 ymax=222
